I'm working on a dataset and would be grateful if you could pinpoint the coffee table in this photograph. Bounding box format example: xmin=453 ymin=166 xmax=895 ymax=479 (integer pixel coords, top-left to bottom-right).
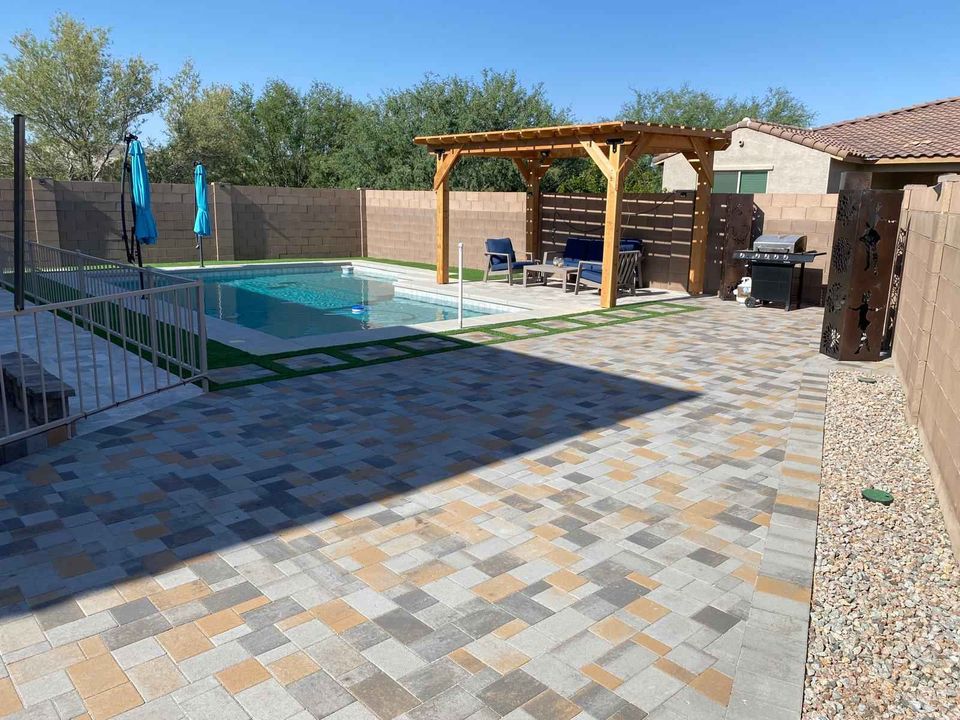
xmin=523 ymin=263 xmax=579 ymax=292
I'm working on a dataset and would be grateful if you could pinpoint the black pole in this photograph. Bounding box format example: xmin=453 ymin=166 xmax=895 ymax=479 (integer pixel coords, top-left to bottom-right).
xmin=13 ymin=114 xmax=26 ymax=311
xmin=119 ymin=134 xmax=134 ymax=264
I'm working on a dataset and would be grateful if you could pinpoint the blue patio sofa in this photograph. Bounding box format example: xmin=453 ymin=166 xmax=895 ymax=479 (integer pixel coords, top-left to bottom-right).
xmin=543 ymin=237 xmax=644 ymax=291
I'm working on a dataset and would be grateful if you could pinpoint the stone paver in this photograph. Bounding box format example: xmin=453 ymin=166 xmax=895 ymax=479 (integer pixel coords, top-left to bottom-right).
xmin=208 ymin=364 xmax=277 ymax=384
xmin=275 ymin=353 xmax=349 ymax=372
xmin=0 ymin=299 xmax=826 ymax=719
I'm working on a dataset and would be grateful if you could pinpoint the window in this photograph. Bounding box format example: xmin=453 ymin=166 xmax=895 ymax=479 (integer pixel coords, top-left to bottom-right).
xmin=739 ymin=170 xmax=768 ymax=193
xmin=712 ymin=169 xmax=768 ymax=193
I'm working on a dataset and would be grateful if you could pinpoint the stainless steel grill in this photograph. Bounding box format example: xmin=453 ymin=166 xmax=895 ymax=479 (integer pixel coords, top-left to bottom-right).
xmin=753 ymin=234 xmax=808 ymax=253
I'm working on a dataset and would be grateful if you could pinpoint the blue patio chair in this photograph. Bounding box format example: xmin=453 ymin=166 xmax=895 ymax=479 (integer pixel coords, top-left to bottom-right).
xmin=574 ymin=249 xmax=641 ymax=297
xmin=483 ymin=238 xmax=537 ymax=285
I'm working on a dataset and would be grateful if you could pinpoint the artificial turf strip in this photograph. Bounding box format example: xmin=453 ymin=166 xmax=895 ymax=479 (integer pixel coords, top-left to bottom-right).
xmin=204 ymin=300 xmax=702 ymax=391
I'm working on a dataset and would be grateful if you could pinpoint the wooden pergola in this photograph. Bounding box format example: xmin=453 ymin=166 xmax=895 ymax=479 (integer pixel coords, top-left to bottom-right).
xmin=414 ymin=121 xmax=731 ymax=307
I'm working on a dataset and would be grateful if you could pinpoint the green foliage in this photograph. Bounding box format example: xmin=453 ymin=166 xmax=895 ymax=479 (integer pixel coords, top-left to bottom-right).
xmin=0 ymin=14 xmax=163 ymax=180
xmin=337 ymin=70 xmax=569 ymax=191
xmin=622 ymin=84 xmax=815 ymax=129
xmin=230 ymin=80 xmax=359 ymax=187
xmin=150 ymin=61 xmax=243 ymax=183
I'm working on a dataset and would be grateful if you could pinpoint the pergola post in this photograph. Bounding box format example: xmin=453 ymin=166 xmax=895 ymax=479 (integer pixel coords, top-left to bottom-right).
xmin=599 ymin=142 xmax=625 ymax=308
xmin=514 ymin=158 xmax=552 ymax=262
xmin=433 ymin=149 xmax=460 ymax=284
xmin=685 ymin=139 xmax=715 ymax=295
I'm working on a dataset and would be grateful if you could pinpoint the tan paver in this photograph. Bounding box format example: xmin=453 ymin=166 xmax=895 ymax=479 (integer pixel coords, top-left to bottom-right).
xmin=157 ymin=624 xmax=213 ymax=662
xmin=0 ymin=300 xmax=828 ymax=720
xmin=216 ymin=658 xmax=271 ymax=694
xmin=67 ymin=654 xmax=128 ymax=698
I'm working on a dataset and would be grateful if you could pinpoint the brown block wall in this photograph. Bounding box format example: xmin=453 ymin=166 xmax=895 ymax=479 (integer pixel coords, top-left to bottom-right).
xmin=364 ymin=190 xmax=526 ymax=271
xmin=752 ymin=193 xmax=839 ymax=305
xmin=229 ymin=186 xmax=361 ymax=260
xmin=893 ymin=176 xmax=960 ymax=556
xmin=54 ymin=180 xmax=211 ymax=263
xmin=0 ymin=178 xmax=60 ymax=247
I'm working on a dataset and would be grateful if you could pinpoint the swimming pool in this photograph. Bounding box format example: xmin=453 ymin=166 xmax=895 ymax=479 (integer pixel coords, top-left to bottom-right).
xmin=179 ymin=265 xmax=499 ymax=339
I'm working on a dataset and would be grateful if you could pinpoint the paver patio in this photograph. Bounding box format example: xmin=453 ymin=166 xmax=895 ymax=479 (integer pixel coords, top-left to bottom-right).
xmin=0 ymin=298 xmax=827 ymax=720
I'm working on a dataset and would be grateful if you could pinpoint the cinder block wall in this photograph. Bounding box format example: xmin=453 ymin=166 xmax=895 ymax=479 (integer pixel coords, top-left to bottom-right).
xmin=53 ymin=180 xmax=206 ymax=263
xmin=752 ymin=193 xmax=839 ymax=304
xmin=0 ymin=178 xmax=60 ymax=247
xmin=364 ymin=190 xmax=526 ymax=271
xmin=892 ymin=175 xmax=960 ymax=556
xmin=229 ymin=186 xmax=361 ymax=260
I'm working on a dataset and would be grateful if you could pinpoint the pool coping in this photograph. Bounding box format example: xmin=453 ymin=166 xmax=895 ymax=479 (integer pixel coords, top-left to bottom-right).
xmin=167 ymin=260 xmax=685 ymax=356
xmin=178 ymin=260 xmax=532 ymax=355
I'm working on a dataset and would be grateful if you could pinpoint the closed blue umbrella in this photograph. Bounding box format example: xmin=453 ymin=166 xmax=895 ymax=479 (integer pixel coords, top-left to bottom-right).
xmin=193 ymin=163 xmax=211 ymax=267
xmin=129 ymin=140 xmax=158 ymax=248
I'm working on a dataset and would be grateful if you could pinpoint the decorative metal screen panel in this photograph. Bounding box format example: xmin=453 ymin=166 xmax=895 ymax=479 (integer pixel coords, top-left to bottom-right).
xmin=708 ymin=193 xmax=761 ymax=300
xmin=819 ymin=189 xmax=903 ymax=360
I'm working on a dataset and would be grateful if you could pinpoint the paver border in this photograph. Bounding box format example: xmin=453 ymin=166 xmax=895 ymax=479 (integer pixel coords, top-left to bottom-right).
xmin=725 ymin=363 xmax=828 ymax=719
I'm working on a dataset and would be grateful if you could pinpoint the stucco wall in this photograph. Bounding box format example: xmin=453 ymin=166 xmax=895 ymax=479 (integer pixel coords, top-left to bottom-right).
xmin=893 ymin=175 xmax=960 ymax=556
xmin=662 ymin=127 xmax=834 ymax=194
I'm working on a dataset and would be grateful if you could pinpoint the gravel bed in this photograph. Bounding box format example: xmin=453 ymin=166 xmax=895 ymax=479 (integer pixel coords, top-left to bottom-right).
xmin=804 ymin=370 xmax=960 ymax=720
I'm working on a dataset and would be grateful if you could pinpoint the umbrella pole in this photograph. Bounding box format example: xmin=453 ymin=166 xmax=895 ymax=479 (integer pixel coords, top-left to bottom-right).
xmin=197 ymin=233 xmax=205 ymax=268
xmin=120 ymin=137 xmax=133 ymax=264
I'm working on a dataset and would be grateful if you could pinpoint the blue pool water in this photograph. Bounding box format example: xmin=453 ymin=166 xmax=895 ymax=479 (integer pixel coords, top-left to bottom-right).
xmin=180 ymin=266 xmax=493 ymax=339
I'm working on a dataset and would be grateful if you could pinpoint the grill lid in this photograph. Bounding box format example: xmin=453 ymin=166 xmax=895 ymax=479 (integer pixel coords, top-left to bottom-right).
xmin=753 ymin=234 xmax=807 ymax=252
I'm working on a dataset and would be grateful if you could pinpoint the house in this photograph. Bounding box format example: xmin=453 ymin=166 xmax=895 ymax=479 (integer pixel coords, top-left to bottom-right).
xmin=657 ymin=96 xmax=960 ymax=193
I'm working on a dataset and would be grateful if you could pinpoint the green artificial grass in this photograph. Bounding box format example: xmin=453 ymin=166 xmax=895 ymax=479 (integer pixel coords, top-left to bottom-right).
xmin=205 ymin=300 xmax=702 ymax=391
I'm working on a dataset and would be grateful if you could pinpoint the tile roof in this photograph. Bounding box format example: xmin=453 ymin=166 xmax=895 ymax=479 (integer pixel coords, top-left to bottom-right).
xmin=730 ymin=97 xmax=960 ymax=161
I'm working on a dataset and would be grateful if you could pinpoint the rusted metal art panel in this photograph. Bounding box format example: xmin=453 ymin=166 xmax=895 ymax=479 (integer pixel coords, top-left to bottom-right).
xmin=881 ymin=222 xmax=908 ymax=355
xmin=707 ymin=194 xmax=761 ymax=299
xmin=819 ymin=189 xmax=903 ymax=360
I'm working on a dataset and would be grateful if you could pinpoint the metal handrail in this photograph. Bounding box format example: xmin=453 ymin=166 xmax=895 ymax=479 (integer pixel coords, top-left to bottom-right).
xmin=0 ymin=235 xmax=208 ymax=449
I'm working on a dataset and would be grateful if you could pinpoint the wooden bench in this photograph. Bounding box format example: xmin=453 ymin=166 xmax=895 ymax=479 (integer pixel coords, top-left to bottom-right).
xmin=1 ymin=352 xmax=76 ymax=426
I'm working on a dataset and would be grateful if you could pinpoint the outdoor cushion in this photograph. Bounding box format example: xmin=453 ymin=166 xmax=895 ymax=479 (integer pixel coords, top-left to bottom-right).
xmin=580 ymin=268 xmax=603 ymax=284
xmin=563 ymin=237 xmax=604 ymax=263
xmin=489 ymin=258 xmax=536 ymax=271
xmin=485 ymin=238 xmax=517 ymax=264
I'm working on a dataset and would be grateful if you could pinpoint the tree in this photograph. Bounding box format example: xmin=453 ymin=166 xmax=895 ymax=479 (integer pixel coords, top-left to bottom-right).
xmin=150 ymin=61 xmax=243 ymax=184
xmin=338 ymin=70 xmax=569 ymax=191
xmin=623 ymin=84 xmax=814 ymax=129
xmin=0 ymin=14 xmax=164 ymax=180
xmin=229 ymin=80 xmax=359 ymax=187
xmin=615 ymin=85 xmax=816 ymax=192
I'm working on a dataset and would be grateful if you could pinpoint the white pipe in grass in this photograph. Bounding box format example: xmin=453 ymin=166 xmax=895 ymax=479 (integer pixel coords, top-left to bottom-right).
xmin=457 ymin=242 xmax=464 ymax=329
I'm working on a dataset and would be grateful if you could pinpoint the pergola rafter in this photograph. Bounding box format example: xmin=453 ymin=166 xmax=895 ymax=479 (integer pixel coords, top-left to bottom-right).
xmin=414 ymin=120 xmax=731 ymax=307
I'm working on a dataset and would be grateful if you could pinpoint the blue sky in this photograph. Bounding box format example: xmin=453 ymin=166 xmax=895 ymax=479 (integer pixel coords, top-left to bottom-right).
xmin=3 ymin=0 xmax=958 ymax=140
